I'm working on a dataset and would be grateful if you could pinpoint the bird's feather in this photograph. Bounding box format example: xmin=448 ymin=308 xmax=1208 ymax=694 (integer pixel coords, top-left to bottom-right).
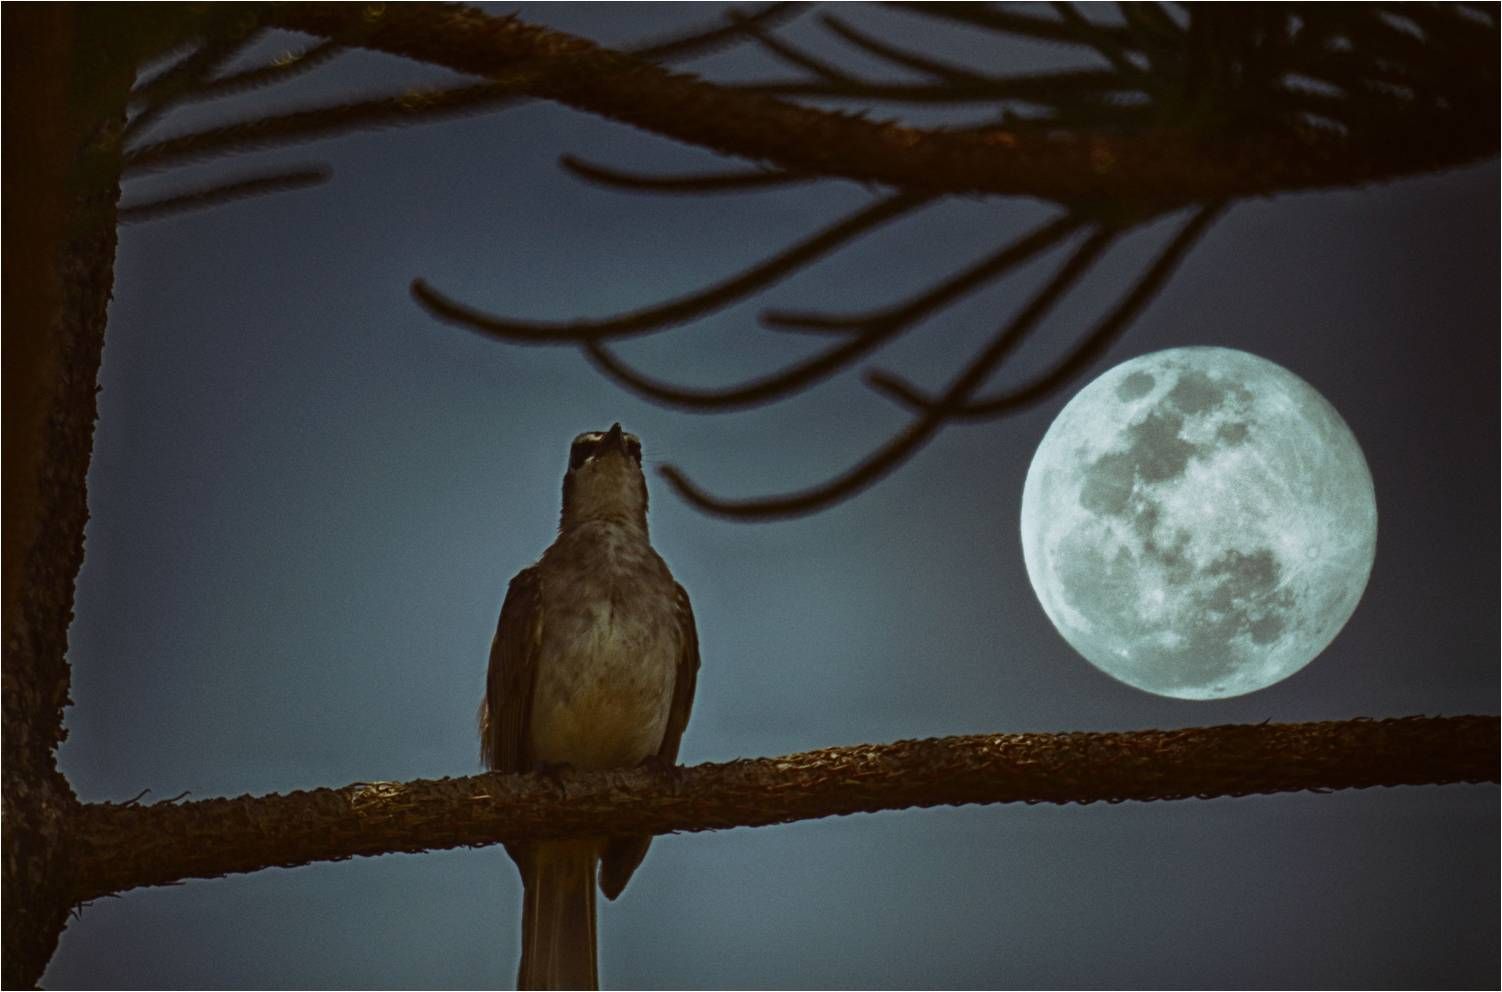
xmin=481 ymin=565 xmax=544 ymax=775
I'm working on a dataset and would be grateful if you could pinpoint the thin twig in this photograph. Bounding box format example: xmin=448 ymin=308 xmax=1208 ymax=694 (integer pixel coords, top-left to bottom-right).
xmin=123 ymin=82 xmax=529 ymax=175
xmin=869 ymin=201 xmax=1226 ymax=418
xmin=579 ymin=213 xmax=1082 ymax=411
xmin=819 ymin=12 xmax=991 ymax=82
xmin=122 ymin=5 xmax=800 ymax=178
xmin=725 ymin=9 xmax=862 ymax=84
xmin=117 ymin=166 xmax=332 ymax=224
xmin=413 ymin=192 xmax=932 ymax=343
xmin=736 ymin=70 xmax=1133 ymax=105
xmin=125 ymin=21 xmax=265 ymax=144
xmin=659 ymin=224 xmax=1117 ymax=518
xmin=628 ymin=2 xmax=808 ymax=62
xmin=559 ymin=155 xmax=811 ymax=194
xmin=761 ymin=211 xmax=1081 ymax=334
xmin=186 ymin=39 xmax=348 ymax=103
xmin=263 ymin=4 xmax=1496 ymax=203
xmin=890 ymin=2 xmax=1137 ymax=47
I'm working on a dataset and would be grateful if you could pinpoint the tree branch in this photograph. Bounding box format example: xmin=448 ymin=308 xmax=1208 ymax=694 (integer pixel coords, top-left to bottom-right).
xmin=121 ymin=3 xmax=803 ymax=177
xmin=868 ymin=201 xmax=1225 ymax=418
xmin=266 ymin=4 xmax=1498 ymax=205
xmin=70 ymin=715 xmax=1499 ymax=903
xmin=3 ymin=7 xmax=131 ymax=983
xmin=581 ymin=211 xmax=1082 ymax=411
xmin=659 ymin=222 xmax=1116 ymax=518
xmin=117 ymin=165 xmax=331 ymax=223
xmin=413 ymin=191 xmax=931 ymax=343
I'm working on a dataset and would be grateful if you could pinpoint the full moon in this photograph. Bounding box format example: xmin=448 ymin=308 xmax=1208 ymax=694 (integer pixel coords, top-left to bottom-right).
xmin=1020 ymin=347 xmax=1376 ymax=699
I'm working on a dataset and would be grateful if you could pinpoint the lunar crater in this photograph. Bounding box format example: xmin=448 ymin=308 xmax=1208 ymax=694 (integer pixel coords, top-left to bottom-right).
xmin=1021 ymin=348 xmax=1377 ymax=700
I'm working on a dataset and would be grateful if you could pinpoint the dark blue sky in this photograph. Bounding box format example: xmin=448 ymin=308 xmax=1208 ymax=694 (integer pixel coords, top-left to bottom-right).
xmin=46 ymin=5 xmax=1497 ymax=988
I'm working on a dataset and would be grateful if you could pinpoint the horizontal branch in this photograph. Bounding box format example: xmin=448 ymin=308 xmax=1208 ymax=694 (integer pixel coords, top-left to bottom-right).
xmin=267 ymin=5 xmax=1498 ymax=205
xmin=69 ymin=715 xmax=1498 ymax=903
xmin=117 ymin=166 xmax=332 ymax=223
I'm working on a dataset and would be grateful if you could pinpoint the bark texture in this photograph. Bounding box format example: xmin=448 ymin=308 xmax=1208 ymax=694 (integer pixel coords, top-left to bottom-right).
xmin=3 ymin=7 xmax=1497 ymax=986
xmin=2 ymin=8 xmax=128 ymax=985
xmin=71 ymin=715 xmax=1498 ymax=904
xmin=270 ymin=4 xmax=1499 ymax=207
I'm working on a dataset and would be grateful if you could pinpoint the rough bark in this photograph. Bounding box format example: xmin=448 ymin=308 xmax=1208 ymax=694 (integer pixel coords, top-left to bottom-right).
xmin=269 ymin=4 xmax=1499 ymax=207
xmin=2 ymin=7 xmax=128 ymax=986
xmin=4 ymin=8 xmax=1498 ymax=986
xmin=71 ymin=715 xmax=1498 ymax=904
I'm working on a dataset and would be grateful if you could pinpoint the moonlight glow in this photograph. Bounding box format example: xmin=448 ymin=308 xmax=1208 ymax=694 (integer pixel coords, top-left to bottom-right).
xmin=1020 ymin=347 xmax=1377 ymax=700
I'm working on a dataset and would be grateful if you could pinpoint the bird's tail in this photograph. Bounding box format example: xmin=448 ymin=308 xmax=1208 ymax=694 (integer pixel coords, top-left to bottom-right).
xmin=517 ymin=838 xmax=599 ymax=990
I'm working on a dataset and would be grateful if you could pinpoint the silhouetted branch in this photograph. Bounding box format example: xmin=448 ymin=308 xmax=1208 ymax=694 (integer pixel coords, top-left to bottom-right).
xmin=265 ymin=4 xmax=1496 ymax=203
xmin=122 ymin=4 xmax=803 ymax=178
xmin=559 ymin=155 xmax=811 ymax=193
xmin=818 ymin=12 xmax=993 ymax=82
xmin=117 ymin=166 xmax=332 ymax=224
xmin=737 ymin=71 xmax=1133 ymax=105
xmin=123 ymin=81 xmax=532 ymax=175
xmin=891 ymin=3 xmax=1137 ymax=48
xmin=660 ymin=223 xmax=1116 ymax=518
xmin=125 ymin=20 xmax=264 ymax=144
xmin=584 ymin=212 xmax=1082 ymax=411
xmin=186 ymin=38 xmax=347 ymax=103
xmin=869 ymin=201 xmax=1226 ymax=417
xmin=413 ymin=191 xmax=932 ymax=343
xmin=624 ymin=2 xmax=807 ymax=63
xmin=227 ymin=3 xmax=1491 ymax=520
xmin=1116 ymin=3 xmax=1186 ymax=48
xmin=762 ymin=211 xmax=1080 ymax=333
xmin=70 ymin=716 xmax=1499 ymax=902
xmin=1052 ymin=2 xmax=1153 ymax=82
xmin=726 ymin=9 xmax=860 ymax=84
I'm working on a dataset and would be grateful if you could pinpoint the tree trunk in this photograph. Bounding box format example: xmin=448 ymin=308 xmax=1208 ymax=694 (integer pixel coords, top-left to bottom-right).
xmin=2 ymin=7 xmax=127 ymax=986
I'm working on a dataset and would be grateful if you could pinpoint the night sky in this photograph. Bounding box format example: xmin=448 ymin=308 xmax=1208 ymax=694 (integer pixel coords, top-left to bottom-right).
xmin=44 ymin=5 xmax=1498 ymax=989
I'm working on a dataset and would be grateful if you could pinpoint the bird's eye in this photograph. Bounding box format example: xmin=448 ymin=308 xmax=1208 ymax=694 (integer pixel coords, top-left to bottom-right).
xmin=625 ymin=438 xmax=642 ymax=462
xmin=569 ymin=441 xmax=598 ymax=470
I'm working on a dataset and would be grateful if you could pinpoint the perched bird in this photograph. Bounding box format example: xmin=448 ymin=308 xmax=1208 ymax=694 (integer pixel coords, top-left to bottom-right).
xmin=481 ymin=423 xmax=699 ymax=990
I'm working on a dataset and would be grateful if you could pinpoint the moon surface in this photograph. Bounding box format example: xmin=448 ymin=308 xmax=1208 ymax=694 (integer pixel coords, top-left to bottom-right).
xmin=1020 ymin=347 xmax=1377 ymax=700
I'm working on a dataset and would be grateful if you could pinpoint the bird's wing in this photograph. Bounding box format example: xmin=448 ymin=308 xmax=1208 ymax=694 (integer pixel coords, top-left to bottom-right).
xmin=480 ymin=564 xmax=544 ymax=773
xmin=654 ymin=582 xmax=700 ymax=765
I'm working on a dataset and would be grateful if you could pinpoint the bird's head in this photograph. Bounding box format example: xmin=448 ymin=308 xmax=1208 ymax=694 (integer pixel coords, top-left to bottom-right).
xmin=559 ymin=422 xmax=649 ymax=531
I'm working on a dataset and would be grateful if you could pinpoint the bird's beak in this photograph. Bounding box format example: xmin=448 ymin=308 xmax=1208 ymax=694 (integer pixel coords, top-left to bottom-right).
xmin=603 ymin=422 xmax=626 ymax=455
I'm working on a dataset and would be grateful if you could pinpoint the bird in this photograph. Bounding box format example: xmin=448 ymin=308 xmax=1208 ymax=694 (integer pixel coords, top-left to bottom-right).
xmin=480 ymin=423 xmax=699 ymax=990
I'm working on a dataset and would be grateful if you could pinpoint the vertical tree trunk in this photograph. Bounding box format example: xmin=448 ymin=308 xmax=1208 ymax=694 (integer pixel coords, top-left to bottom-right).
xmin=2 ymin=7 xmax=127 ymax=986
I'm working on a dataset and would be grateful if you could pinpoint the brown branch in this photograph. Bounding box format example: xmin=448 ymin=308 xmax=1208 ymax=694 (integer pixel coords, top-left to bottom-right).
xmin=413 ymin=191 xmax=931 ymax=343
xmin=819 ymin=12 xmax=993 ymax=83
xmin=183 ymin=38 xmax=348 ymax=103
xmin=69 ymin=716 xmax=1499 ymax=903
xmin=265 ymin=4 xmax=1498 ymax=205
xmin=726 ymin=9 xmax=860 ymax=85
xmin=869 ymin=201 xmax=1226 ymax=418
xmin=120 ymin=4 xmax=802 ymax=178
xmin=123 ymin=19 xmax=264 ymax=144
xmin=122 ymin=81 xmax=531 ymax=175
xmin=558 ymin=154 xmax=811 ymax=193
xmin=735 ymin=72 xmax=1135 ymax=105
xmin=889 ymin=2 xmax=1139 ymax=48
xmin=3 ymin=7 xmax=131 ymax=984
xmin=117 ymin=165 xmax=331 ymax=223
xmin=581 ymin=211 xmax=1082 ymax=411
xmin=621 ymin=2 xmax=807 ymax=63
xmin=659 ymin=223 xmax=1116 ymax=518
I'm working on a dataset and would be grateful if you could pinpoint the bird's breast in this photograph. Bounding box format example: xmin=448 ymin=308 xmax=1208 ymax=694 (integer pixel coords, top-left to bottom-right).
xmin=528 ymin=529 xmax=681 ymax=770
